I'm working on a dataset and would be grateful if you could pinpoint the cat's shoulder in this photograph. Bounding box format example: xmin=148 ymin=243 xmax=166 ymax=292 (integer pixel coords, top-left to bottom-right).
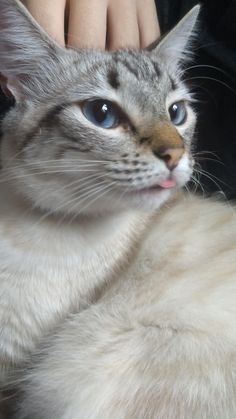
xmin=134 ymin=192 xmax=236 ymax=282
xmin=150 ymin=191 xmax=236 ymax=239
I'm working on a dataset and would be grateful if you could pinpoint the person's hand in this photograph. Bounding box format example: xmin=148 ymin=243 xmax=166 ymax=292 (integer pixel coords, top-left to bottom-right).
xmin=22 ymin=0 xmax=160 ymax=49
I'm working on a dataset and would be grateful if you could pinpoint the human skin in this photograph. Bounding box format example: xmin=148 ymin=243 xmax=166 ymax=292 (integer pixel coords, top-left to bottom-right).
xmin=22 ymin=0 xmax=160 ymax=49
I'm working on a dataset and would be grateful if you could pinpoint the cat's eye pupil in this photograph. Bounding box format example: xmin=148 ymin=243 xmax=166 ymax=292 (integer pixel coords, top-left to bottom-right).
xmin=169 ymin=101 xmax=187 ymax=126
xmin=172 ymin=104 xmax=178 ymax=114
xmin=82 ymin=100 xmax=119 ymax=129
xmin=93 ymin=102 xmax=108 ymax=123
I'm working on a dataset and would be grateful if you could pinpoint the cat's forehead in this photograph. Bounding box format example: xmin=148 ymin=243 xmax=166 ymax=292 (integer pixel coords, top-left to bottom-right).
xmin=111 ymin=49 xmax=163 ymax=84
xmin=69 ymin=48 xmax=175 ymax=99
xmin=80 ymin=48 xmax=171 ymax=85
xmin=48 ymin=47 xmax=186 ymax=113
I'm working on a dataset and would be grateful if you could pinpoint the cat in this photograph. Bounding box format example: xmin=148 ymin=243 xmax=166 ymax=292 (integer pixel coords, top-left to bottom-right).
xmin=1 ymin=0 xmax=236 ymax=418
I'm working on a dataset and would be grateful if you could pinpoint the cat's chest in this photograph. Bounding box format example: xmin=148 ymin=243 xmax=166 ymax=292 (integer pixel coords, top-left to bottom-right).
xmin=0 ymin=196 xmax=144 ymax=367
xmin=0 ymin=209 xmax=122 ymax=305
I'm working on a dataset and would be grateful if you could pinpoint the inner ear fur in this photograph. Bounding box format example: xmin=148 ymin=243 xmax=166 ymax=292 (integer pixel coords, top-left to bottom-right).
xmin=0 ymin=0 xmax=63 ymax=100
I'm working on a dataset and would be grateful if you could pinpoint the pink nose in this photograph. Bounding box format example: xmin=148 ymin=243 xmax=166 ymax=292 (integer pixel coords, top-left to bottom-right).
xmin=153 ymin=146 xmax=184 ymax=170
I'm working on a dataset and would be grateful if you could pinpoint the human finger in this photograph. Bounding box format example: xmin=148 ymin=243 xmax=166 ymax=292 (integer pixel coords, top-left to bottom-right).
xmin=22 ymin=0 xmax=66 ymax=46
xmin=137 ymin=0 xmax=160 ymax=47
xmin=67 ymin=0 xmax=107 ymax=49
xmin=106 ymin=0 xmax=140 ymax=50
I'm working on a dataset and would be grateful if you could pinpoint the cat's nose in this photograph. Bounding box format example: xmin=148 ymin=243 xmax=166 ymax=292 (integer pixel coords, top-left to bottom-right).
xmin=153 ymin=146 xmax=184 ymax=170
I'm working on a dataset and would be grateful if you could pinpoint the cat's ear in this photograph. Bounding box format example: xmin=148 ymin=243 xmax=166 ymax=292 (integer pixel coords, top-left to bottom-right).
xmin=149 ymin=5 xmax=200 ymax=70
xmin=0 ymin=0 xmax=62 ymax=101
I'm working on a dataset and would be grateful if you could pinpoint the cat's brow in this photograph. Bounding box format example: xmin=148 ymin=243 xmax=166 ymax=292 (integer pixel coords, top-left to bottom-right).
xmin=151 ymin=60 xmax=161 ymax=77
xmin=117 ymin=58 xmax=139 ymax=79
xmin=170 ymin=77 xmax=177 ymax=90
xmin=107 ymin=69 xmax=120 ymax=89
xmin=113 ymin=54 xmax=161 ymax=83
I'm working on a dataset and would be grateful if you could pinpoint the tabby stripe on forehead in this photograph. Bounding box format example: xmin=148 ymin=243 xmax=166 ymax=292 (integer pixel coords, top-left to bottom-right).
xmin=170 ymin=77 xmax=177 ymax=90
xmin=151 ymin=60 xmax=161 ymax=77
xmin=117 ymin=59 xmax=139 ymax=80
xmin=107 ymin=69 xmax=120 ymax=89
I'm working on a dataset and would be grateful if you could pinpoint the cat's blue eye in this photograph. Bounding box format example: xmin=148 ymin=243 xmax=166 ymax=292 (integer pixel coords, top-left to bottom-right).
xmin=81 ymin=100 xmax=119 ymax=129
xmin=168 ymin=101 xmax=187 ymax=126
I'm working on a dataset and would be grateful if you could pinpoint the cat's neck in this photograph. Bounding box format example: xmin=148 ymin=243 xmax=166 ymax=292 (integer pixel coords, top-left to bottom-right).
xmin=0 ymin=179 xmax=150 ymax=230
xmin=0 ymin=180 xmax=151 ymax=276
xmin=0 ymin=180 xmax=152 ymax=371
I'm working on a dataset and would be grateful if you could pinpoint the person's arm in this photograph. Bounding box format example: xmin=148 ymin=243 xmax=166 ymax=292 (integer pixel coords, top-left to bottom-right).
xmin=22 ymin=0 xmax=160 ymax=49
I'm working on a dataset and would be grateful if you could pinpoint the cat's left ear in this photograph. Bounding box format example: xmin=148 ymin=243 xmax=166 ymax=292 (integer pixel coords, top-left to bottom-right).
xmin=149 ymin=5 xmax=200 ymax=70
xmin=0 ymin=0 xmax=63 ymax=101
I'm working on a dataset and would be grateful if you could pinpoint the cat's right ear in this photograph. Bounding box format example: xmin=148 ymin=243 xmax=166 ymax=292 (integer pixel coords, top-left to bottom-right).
xmin=148 ymin=5 xmax=200 ymax=71
xmin=0 ymin=0 xmax=62 ymax=101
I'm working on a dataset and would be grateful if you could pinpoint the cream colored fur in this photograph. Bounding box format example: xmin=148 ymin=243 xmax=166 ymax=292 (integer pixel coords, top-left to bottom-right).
xmin=0 ymin=0 xmax=197 ymax=387
xmin=17 ymin=193 xmax=236 ymax=419
xmin=0 ymin=182 xmax=148 ymax=382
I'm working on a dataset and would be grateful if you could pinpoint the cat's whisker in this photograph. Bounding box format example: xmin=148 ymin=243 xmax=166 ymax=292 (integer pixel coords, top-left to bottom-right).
xmin=194 ymin=150 xmax=220 ymax=158
xmin=4 ymin=159 xmax=109 ymax=167
xmin=26 ymin=162 xmax=108 ymax=169
xmin=31 ymin=157 xmax=109 ymax=164
xmin=195 ymin=167 xmax=231 ymax=190
xmin=183 ymin=64 xmax=234 ymax=79
xmin=184 ymin=182 xmax=192 ymax=196
xmin=0 ymin=168 xmax=102 ymax=184
xmin=2 ymin=158 xmax=109 ymax=171
xmin=65 ymin=186 xmax=115 ymax=226
xmin=193 ymin=40 xmax=220 ymax=51
xmin=0 ymin=166 xmax=105 ymax=183
xmin=0 ymin=389 xmax=16 ymax=404
xmin=190 ymin=174 xmax=205 ymax=195
xmin=4 ymin=163 xmax=104 ymax=172
xmin=185 ymin=84 xmax=217 ymax=103
xmin=194 ymin=167 xmax=203 ymax=185
xmin=186 ymin=177 xmax=196 ymax=194
xmin=112 ymin=183 xmax=131 ymax=209
xmin=0 ymin=144 xmax=33 ymax=166
xmin=194 ymin=169 xmax=229 ymax=201
xmin=195 ymin=156 xmax=225 ymax=166
xmin=62 ymin=173 xmax=109 ymax=193
xmin=58 ymin=181 xmax=118 ymax=227
xmin=193 ymin=150 xmax=226 ymax=167
xmin=27 ymin=173 xmax=109 ymax=214
xmin=34 ymin=179 xmax=111 ymax=227
xmin=73 ymin=181 xmax=118 ymax=216
xmin=184 ymin=76 xmax=236 ymax=95
xmin=65 ymin=180 xmax=110 ymax=208
xmin=67 ymin=178 xmax=111 ymax=200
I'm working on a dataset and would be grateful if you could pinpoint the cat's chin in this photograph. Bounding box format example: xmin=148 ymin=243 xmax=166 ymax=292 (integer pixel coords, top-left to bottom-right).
xmin=123 ymin=187 xmax=175 ymax=211
xmin=79 ymin=187 xmax=175 ymax=216
xmin=68 ymin=187 xmax=175 ymax=217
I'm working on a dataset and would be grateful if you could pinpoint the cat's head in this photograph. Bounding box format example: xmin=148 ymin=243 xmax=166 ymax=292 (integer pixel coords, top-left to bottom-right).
xmin=0 ymin=0 xmax=199 ymax=216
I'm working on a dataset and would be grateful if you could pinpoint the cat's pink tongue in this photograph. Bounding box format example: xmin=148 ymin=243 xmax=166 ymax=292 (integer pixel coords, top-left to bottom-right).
xmin=158 ymin=178 xmax=176 ymax=189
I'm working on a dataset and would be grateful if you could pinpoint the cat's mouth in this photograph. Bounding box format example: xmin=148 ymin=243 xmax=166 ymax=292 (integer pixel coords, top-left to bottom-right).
xmin=157 ymin=178 xmax=177 ymax=189
xmin=136 ymin=177 xmax=177 ymax=193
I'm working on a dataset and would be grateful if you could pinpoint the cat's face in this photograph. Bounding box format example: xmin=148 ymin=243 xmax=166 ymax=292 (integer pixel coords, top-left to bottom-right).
xmin=0 ymin=0 xmax=199 ymax=216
